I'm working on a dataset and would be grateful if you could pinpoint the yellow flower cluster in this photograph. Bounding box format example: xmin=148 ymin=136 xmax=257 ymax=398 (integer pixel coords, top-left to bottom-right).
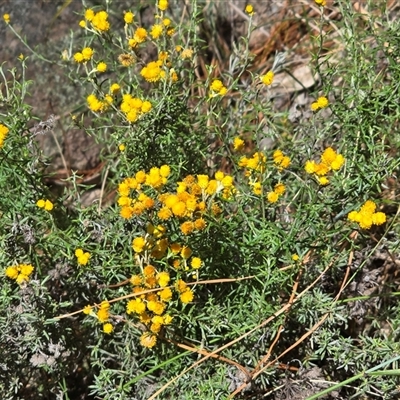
xmin=118 ymin=166 xmax=168 ymax=219
xmin=273 ymin=149 xmax=291 ymax=170
xmin=120 ymin=94 xmax=152 ymax=123
xmin=128 ymin=226 xmax=200 ymax=347
xmin=180 ymin=48 xmax=194 ymax=60
xmin=3 ymin=13 xmax=10 ymax=24
xmin=239 ymin=149 xmax=290 ymax=203
xmin=160 ymin=171 xmax=235 ymax=226
xmin=73 ymin=46 xmax=94 ymax=63
xmin=129 ymin=27 xmax=148 ymax=48
xmin=209 ymin=79 xmax=228 ymax=97
xmin=36 ymin=199 xmax=54 ymax=211
xmin=96 ymin=301 xmax=110 ymax=322
xmin=75 ymin=248 xmax=90 ymax=265
xmin=348 ymin=200 xmax=386 ymax=230
xmin=0 ymin=123 xmax=9 ymax=148
xmin=83 ymin=301 xmax=113 ymax=333
xmin=314 ymin=0 xmax=326 ymax=6
xmin=118 ymin=166 xmax=234 ymax=229
xmin=115 ymin=166 xmax=239 ymax=346
xmin=85 ymin=83 xmax=120 ymax=113
xmin=87 ymin=93 xmax=113 ymax=113
xmin=311 ymin=96 xmax=329 ymax=111
xmin=128 ymin=18 xmax=173 ymax=49
xmin=5 ymin=263 xmax=34 ymax=284
xmin=84 ymin=9 xmax=110 ymax=32
xmin=140 ymin=60 xmax=166 ymax=82
xmin=305 ymin=147 xmax=345 ymax=185
xmin=239 ymin=151 xmax=267 ymax=173
xmin=266 ymin=182 xmax=286 ymax=203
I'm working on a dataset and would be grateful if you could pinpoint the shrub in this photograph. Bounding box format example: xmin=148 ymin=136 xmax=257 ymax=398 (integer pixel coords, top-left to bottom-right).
xmin=1 ymin=1 xmax=400 ymax=399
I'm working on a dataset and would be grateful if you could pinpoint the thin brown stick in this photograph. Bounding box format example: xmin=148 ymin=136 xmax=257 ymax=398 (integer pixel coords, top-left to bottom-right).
xmin=164 ymin=337 xmax=250 ymax=380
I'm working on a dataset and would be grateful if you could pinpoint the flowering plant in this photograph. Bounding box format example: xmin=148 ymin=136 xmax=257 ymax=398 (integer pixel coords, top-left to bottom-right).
xmin=1 ymin=1 xmax=399 ymax=399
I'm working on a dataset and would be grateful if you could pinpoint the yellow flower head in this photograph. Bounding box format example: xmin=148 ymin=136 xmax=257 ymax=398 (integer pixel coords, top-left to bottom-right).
xmin=140 ymin=332 xmax=157 ymax=348
xmin=347 ymin=211 xmax=360 ymax=222
xmin=103 ymin=323 xmax=113 ymax=334
xmin=158 ymin=0 xmax=168 ymax=11
xmin=194 ymin=218 xmax=206 ymax=230
xmin=267 ymin=191 xmax=279 ymax=203
xmin=110 ymin=83 xmax=121 ymax=95
xmin=172 ymin=201 xmax=187 ymax=217
xmin=85 ymin=9 xmax=95 ymax=21
xmin=181 ymin=48 xmax=194 ymax=59
xmin=96 ymin=62 xmax=107 ymax=73
xmin=134 ymin=27 xmax=148 ymax=43
xmin=197 ymin=174 xmax=209 ymax=189
xmin=245 ymin=5 xmax=254 ymax=15
xmin=311 ymin=96 xmax=329 ymax=111
xmin=150 ymin=24 xmax=163 ymax=39
xmin=211 ymin=79 xmax=223 ymax=92
xmin=331 ymin=154 xmax=345 ymax=171
xmin=305 ymin=160 xmax=317 ymax=174
xmin=210 ymin=79 xmax=227 ymax=97
xmin=83 ymin=305 xmax=93 ymax=315
xmin=359 ymin=214 xmax=373 ymax=230
xmin=118 ymin=53 xmax=135 ymax=67
xmin=252 ymin=181 xmax=262 ymax=196
xmin=163 ymin=314 xmax=173 ymax=325
xmin=92 ymin=10 xmax=110 ymax=32
xmin=0 ymin=123 xmax=9 ymax=148
xmin=124 ymin=11 xmax=134 ymax=24
xmin=181 ymin=221 xmax=195 ymax=235
xmin=44 ymin=200 xmax=54 ymax=211
xmin=274 ymin=183 xmax=285 ymax=195
xmin=159 ymin=287 xmax=173 ymax=302
xmin=261 ymin=71 xmax=274 ymax=86
xmin=314 ymin=0 xmax=326 ymax=6
xmin=361 ymin=200 xmax=377 ymax=215
xmin=160 ymin=164 xmax=170 ymax=178
xmin=190 ymin=257 xmax=202 ymax=269
xmin=73 ymin=52 xmax=84 ymax=63
xmin=132 ymin=237 xmax=146 ymax=253
xmin=170 ymin=243 xmax=182 ymax=254
xmin=97 ymin=308 xmax=109 ymax=323
xmin=3 ymin=14 xmax=10 ymax=23
xmin=81 ymin=47 xmax=93 ymax=61
xmin=318 ymin=176 xmax=329 ymax=186
xmin=233 ymin=137 xmax=245 ymax=152
xmin=180 ymin=289 xmax=194 ymax=304
xmin=157 ymin=271 xmax=170 ymax=287
xmin=36 ymin=199 xmax=45 ymax=208
xmin=321 ymin=147 xmax=337 ymax=165
xmin=5 ymin=266 xmax=19 ymax=280
xmin=127 ymin=298 xmax=146 ymax=315
xmin=181 ymin=246 xmax=192 ymax=259
xmin=372 ymin=212 xmax=386 ymax=226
